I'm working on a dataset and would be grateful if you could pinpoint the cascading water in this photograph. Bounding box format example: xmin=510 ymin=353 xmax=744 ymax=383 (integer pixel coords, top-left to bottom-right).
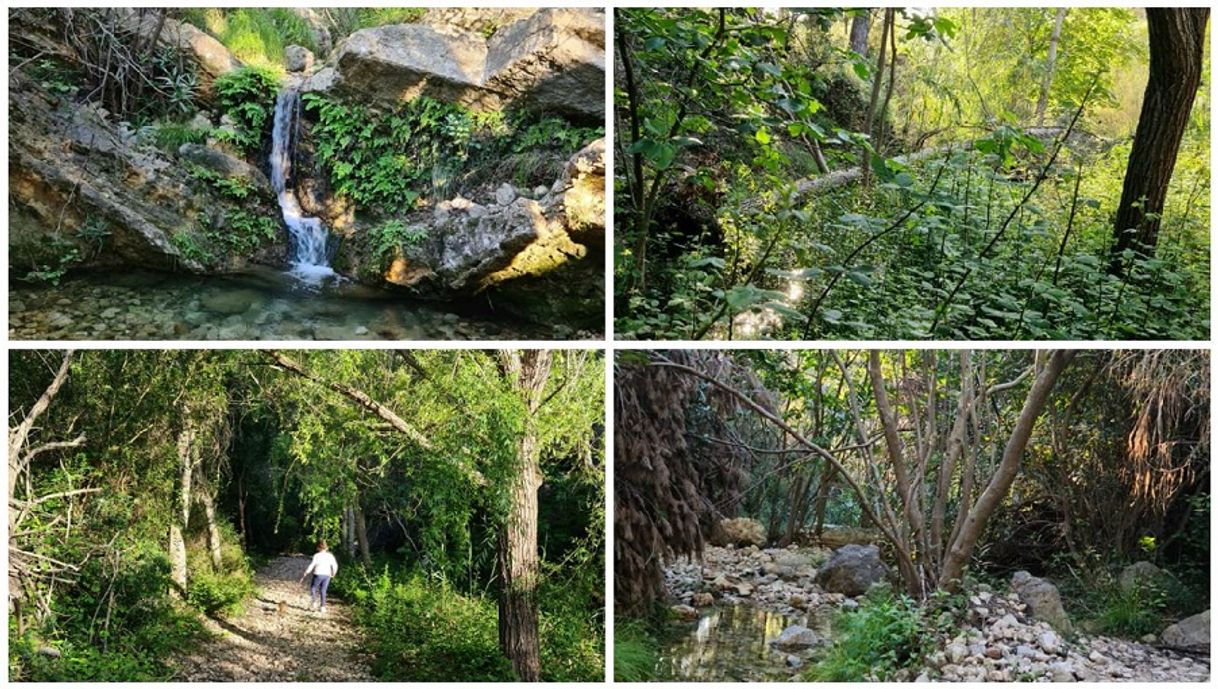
xmin=270 ymin=87 xmax=336 ymax=284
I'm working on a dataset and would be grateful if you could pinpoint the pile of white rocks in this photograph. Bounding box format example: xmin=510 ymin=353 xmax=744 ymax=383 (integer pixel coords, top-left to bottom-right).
xmin=923 ymin=583 xmax=1209 ymax=682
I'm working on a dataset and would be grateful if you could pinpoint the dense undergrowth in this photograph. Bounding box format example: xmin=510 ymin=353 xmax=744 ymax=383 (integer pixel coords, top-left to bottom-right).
xmin=614 ymin=7 xmax=1210 ymax=340
xmin=332 ymin=564 xmax=604 ymax=682
xmin=8 ymin=526 xmax=254 ymax=681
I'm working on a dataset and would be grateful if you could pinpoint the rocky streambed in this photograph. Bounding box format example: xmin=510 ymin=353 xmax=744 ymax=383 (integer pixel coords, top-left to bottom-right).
xmin=9 ymin=267 xmax=566 ymax=340
xmin=658 ymin=543 xmax=1210 ymax=682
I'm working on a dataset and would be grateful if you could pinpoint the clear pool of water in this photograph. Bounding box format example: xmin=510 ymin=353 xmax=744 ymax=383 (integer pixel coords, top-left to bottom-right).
xmin=9 ymin=267 xmax=579 ymax=341
xmin=657 ymin=605 xmax=832 ymax=682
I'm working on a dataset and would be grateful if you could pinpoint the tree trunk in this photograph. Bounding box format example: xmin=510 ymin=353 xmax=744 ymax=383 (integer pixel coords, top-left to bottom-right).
xmin=169 ymin=417 xmax=195 ymax=596
xmin=1035 ymin=8 xmax=1067 ymax=125
xmin=354 ymin=505 xmax=372 ymax=567
xmin=495 ymin=350 xmax=552 ymax=682
xmin=1110 ymin=8 xmax=1208 ymax=269
xmin=498 ymin=433 xmax=542 ymax=681
xmin=938 ymin=351 xmax=1077 ymax=590
xmin=199 ymin=488 xmax=223 ymax=571
xmin=849 ymin=10 xmax=871 ymax=56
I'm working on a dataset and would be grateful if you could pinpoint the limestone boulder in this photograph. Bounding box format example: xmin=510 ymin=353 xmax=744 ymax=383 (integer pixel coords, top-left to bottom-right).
xmin=306 ymin=24 xmax=496 ymax=110
xmin=482 ymin=9 xmax=606 ymax=121
xmin=1119 ymin=561 xmax=1171 ymax=593
xmin=770 ymin=625 xmax=821 ymax=651
xmin=815 ymin=544 xmax=889 ymax=596
xmin=1160 ymin=610 xmax=1209 ymax=650
xmin=178 ymin=143 xmax=272 ymax=196
xmin=284 ymin=45 xmax=315 ymax=73
xmin=710 ymin=518 xmax=767 ymax=548
xmin=1011 ymin=571 xmax=1073 ymax=632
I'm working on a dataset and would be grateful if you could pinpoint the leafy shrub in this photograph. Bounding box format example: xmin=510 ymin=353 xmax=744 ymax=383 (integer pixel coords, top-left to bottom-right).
xmin=9 ymin=542 xmax=207 ymax=681
xmin=171 ymin=229 xmax=215 ymax=265
xmin=212 ymin=66 xmax=281 ymax=153
xmin=613 ymin=618 xmax=658 ymax=681
xmin=369 ymin=220 xmax=428 ymax=260
xmin=147 ymin=121 xmax=209 ymax=153
xmin=805 ymin=588 xmax=932 ymax=681
xmin=1096 ymin=582 xmax=1168 ymax=637
xmin=187 ymin=568 xmax=254 ymax=616
xmin=343 ymin=569 xmax=516 ymax=681
xmin=183 ymin=9 xmax=317 ymax=66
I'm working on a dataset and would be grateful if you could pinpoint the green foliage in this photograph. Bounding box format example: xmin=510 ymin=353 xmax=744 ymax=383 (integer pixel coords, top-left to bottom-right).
xmin=341 ymin=569 xmax=515 ymax=680
xmin=186 ymin=569 xmax=254 ymax=616
xmin=613 ymin=618 xmax=658 ymax=681
xmin=327 ymin=8 xmax=427 ymax=34
xmin=147 ymin=120 xmax=209 ymax=153
xmin=182 ymin=8 xmax=317 ymax=66
xmin=369 ymin=220 xmax=428 ymax=260
xmin=188 ymin=165 xmax=260 ymax=201
xmin=212 ymin=66 xmax=281 ymax=153
xmin=805 ymin=588 xmax=933 ymax=681
xmin=303 ymin=93 xmax=602 ymax=213
xmin=1096 ymin=582 xmax=1168 ymax=637
xmin=170 ymin=229 xmax=215 ymax=265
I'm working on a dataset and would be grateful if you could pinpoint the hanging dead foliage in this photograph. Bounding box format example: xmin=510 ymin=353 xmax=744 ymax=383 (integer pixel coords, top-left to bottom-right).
xmin=613 ymin=350 xmax=772 ymax=612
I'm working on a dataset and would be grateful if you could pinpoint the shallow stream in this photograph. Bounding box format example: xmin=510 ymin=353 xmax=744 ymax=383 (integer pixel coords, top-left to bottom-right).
xmin=9 ymin=268 xmax=562 ymax=340
xmin=657 ymin=605 xmax=833 ymax=682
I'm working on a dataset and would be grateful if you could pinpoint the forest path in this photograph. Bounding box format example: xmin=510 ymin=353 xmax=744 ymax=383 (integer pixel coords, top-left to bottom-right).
xmin=173 ymin=556 xmax=376 ymax=681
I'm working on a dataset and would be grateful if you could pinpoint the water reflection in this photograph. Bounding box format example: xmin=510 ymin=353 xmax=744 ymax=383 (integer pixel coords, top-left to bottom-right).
xmin=659 ymin=605 xmax=830 ymax=682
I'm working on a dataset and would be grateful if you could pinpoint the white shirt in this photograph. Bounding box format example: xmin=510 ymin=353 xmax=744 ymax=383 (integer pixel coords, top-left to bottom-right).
xmin=307 ymin=551 xmax=338 ymax=578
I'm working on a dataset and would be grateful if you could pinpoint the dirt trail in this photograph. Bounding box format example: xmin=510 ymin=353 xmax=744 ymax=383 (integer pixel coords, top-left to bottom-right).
xmin=173 ymin=556 xmax=375 ymax=681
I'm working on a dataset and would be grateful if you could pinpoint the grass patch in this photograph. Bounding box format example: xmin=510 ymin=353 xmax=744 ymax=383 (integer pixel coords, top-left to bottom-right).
xmin=804 ymin=587 xmax=933 ymax=681
xmin=614 ymin=618 xmax=658 ymax=681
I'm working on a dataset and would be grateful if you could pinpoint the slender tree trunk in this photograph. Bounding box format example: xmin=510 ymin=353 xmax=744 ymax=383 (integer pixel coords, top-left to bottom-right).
xmin=496 ymin=350 xmax=552 ymax=682
xmin=354 ymin=505 xmax=372 ymax=567
xmin=199 ymin=488 xmax=223 ymax=571
xmin=1035 ymin=8 xmax=1067 ymax=125
xmin=938 ymin=351 xmax=1077 ymax=590
xmin=169 ymin=418 xmax=195 ymax=597
xmin=1110 ymin=8 xmax=1208 ymax=270
xmin=849 ymin=10 xmax=871 ymax=56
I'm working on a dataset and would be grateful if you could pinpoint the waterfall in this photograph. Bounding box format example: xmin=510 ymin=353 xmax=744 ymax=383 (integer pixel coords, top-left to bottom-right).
xmin=270 ymin=88 xmax=335 ymax=284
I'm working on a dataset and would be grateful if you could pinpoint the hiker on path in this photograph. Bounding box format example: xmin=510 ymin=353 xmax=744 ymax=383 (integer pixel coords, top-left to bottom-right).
xmin=299 ymin=540 xmax=339 ymax=613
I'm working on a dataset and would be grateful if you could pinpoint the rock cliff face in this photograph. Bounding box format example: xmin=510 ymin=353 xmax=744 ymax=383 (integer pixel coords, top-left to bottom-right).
xmin=304 ymin=9 xmax=604 ymax=122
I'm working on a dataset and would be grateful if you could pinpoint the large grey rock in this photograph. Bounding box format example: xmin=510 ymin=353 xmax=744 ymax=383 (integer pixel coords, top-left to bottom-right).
xmin=178 ymin=143 xmax=272 ymax=196
xmin=1119 ymin=561 xmax=1170 ymax=593
xmin=710 ymin=517 xmax=766 ymax=547
xmin=483 ymin=9 xmax=606 ymax=121
xmin=1160 ymin=610 xmax=1209 ymax=649
xmin=815 ymin=544 xmax=889 ymax=596
xmin=1011 ymin=571 xmax=1073 ymax=632
xmin=308 ymin=24 xmax=495 ymax=109
xmin=770 ymin=625 xmax=820 ymax=651
xmin=284 ymin=45 xmax=315 ymax=73
xmin=305 ymin=9 xmax=604 ymax=120
xmin=119 ymin=10 xmax=241 ymax=78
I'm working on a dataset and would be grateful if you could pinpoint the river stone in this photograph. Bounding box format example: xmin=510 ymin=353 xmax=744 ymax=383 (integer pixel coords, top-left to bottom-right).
xmin=815 ymin=544 xmax=888 ymax=596
xmin=200 ymin=289 xmax=260 ymax=315
xmin=1160 ymin=610 xmax=1209 ymax=649
xmin=1119 ymin=561 xmax=1170 ymax=593
xmin=691 ymin=592 xmax=714 ymax=607
xmin=284 ymin=45 xmax=315 ymax=72
xmin=770 ymin=625 xmax=820 ymax=651
xmin=1038 ymin=630 xmax=1062 ymax=655
xmin=711 ymin=517 xmax=766 ymax=548
xmin=495 ymin=182 xmax=517 ymax=205
xmin=946 ymin=641 xmax=968 ymax=664
xmin=1011 ymin=571 xmax=1072 ymax=632
xmin=1048 ymin=661 xmax=1075 ymax=682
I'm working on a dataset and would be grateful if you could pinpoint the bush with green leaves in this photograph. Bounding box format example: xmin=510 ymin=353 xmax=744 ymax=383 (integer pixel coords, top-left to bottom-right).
xmin=368 ymin=220 xmax=428 ymax=261
xmin=212 ymin=66 xmax=281 ymax=153
xmin=182 ymin=9 xmax=318 ymax=66
xmin=805 ymin=587 xmax=934 ymax=681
